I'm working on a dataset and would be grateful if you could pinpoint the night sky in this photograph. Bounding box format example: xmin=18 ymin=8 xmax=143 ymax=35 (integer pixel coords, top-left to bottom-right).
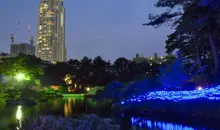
xmin=0 ymin=0 xmax=172 ymax=62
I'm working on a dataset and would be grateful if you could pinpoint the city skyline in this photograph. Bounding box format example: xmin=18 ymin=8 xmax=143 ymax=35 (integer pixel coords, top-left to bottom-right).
xmin=0 ymin=0 xmax=173 ymax=62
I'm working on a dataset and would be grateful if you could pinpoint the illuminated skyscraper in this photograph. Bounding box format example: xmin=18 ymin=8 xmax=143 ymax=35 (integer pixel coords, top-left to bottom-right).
xmin=37 ymin=0 xmax=66 ymax=62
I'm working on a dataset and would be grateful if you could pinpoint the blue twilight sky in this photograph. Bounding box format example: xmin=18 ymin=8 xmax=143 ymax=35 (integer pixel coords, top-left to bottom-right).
xmin=0 ymin=0 xmax=172 ymax=62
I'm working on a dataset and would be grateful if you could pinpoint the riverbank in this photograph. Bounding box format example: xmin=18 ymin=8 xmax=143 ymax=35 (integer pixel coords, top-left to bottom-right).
xmin=0 ymin=89 xmax=64 ymax=106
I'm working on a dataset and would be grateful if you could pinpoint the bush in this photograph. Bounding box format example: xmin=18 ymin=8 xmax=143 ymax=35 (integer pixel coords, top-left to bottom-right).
xmin=0 ymin=98 xmax=6 ymax=110
xmin=22 ymin=114 xmax=119 ymax=130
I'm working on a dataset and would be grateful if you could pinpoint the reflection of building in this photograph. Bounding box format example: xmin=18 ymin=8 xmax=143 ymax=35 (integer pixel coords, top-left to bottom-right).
xmin=37 ymin=0 xmax=66 ymax=62
xmin=10 ymin=43 xmax=35 ymax=56
xmin=133 ymin=53 xmax=172 ymax=64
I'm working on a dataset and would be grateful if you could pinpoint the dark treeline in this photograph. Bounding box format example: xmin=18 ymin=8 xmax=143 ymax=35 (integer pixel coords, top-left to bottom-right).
xmin=41 ymin=56 xmax=173 ymax=87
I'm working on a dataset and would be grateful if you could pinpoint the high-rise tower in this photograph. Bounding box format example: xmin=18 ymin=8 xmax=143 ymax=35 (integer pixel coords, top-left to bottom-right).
xmin=37 ymin=0 xmax=66 ymax=62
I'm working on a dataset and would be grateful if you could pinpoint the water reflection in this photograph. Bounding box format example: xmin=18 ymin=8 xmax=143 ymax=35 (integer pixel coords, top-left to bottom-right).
xmin=64 ymin=98 xmax=73 ymax=117
xmin=1 ymin=98 xmax=214 ymax=130
xmin=16 ymin=105 xmax=22 ymax=129
xmin=131 ymin=117 xmax=200 ymax=130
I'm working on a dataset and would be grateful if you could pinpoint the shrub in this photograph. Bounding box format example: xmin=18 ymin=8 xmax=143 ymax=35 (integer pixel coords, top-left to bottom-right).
xmin=22 ymin=114 xmax=119 ymax=130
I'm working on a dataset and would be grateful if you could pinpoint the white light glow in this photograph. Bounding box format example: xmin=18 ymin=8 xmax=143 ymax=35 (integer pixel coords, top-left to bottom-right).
xmin=16 ymin=105 xmax=22 ymax=120
xmin=86 ymin=87 xmax=91 ymax=91
xmin=197 ymin=86 xmax=203 ymax=90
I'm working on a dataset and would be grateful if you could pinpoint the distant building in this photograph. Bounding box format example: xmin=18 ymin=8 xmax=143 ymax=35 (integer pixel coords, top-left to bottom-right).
xmin=10 ymin=43 xmax=35 ymax=56
xmin=133 ymin=53 xmax=173 ymax=64
xmin=133 ymin=54 xmax=149 ymax=63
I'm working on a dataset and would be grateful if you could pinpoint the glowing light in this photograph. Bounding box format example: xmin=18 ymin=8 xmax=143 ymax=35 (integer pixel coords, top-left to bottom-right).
xmin=15 ymin=73 xmax=25 ymax=81
xmin=64 ymin=74 xmax=72 ymax=85
xmin=121 ymin=85 xmax=220 ymax=104
xmin=16 ymin=105 xmax=23 ymax=129
xmin=197 ymin=86 xmax=203 ymax=90
xmin=16 ymin=106 xmax=22 ymax=120
xmin=68 ymin=87 xmax=74 ymax=92
xmin=86 ymin=87 xmax=91 ymax=91
xmin=50 ymin=85 xmax=59 ymax=90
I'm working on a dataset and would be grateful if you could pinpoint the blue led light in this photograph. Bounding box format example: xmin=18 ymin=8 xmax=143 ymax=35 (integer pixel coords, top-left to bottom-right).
xmin=121 ymin=85 xmax=220 ymax=104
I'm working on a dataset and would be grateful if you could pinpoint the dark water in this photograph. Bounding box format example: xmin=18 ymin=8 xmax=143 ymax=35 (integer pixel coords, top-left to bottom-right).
xmin=0 ymin=97 xmax=218 ymax=130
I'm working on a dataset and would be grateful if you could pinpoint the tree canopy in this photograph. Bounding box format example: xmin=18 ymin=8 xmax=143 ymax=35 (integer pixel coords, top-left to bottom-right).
xmin=144 ymin=0 xmax=220 ymax=77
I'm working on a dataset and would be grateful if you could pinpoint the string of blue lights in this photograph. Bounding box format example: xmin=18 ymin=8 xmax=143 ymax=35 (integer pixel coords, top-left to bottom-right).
xmin=121 ymin=85 xmax=220 ymax=105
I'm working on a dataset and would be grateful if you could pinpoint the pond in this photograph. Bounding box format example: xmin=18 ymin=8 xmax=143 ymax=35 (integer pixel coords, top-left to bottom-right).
xmin=0 ymin=97 xmax=219 ymax=130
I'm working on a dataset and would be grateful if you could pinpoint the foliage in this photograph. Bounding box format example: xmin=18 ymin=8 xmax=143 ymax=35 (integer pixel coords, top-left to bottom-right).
xmin=96 ymin=79 xmax=158 ymax=101
xmin=120 ymin=79 xmax=151 ymax=99
xmin=96 ymin=81 xmax=124 ymax=100
xmin=22 ymin=114 xmax=119 ymax=130
xmin=0 ymin=54 xmax=43 ymax=88
xmin=41 ymin=56 xmax=165 ymax=90
xmin=144 ymin=0 xmax=220 ymax=77
xmin=0 ymin=98 xmax=6 ymax=110
xmin=20 ymin=89 xmax=46 ymax=101
xmin=157 ymin=52 xmax=207 ymax=89
xmin=4 ymin=89 xmax=21 ymax=101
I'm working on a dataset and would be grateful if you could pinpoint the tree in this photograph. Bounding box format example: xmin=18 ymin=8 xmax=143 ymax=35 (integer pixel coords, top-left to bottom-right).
xmin=144 ymin=0 xmax=220 ymax=77
xmin=0 ymin=54 xmax=43 ymax=88
xmin=41 ymin=62 xmax=75 ymax=86
xmin=92 ymin=56 xmax=106 ymax=85
xmin=113 ymin=57 xmax=130 ymax=82
xmin=78 ymin=57 xmax=92 ymax=87
xmin=157 ymin=51 xmax=207 ymax=90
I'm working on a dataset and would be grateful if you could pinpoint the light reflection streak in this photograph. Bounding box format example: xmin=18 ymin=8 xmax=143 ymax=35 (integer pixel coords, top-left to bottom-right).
xmin=131 ymin=117 xmax=200 ymax=130
xmin=16 ymin=105 xmax=22 ymax=129
xmin=64 ymin=98 xmax=73 ymax=117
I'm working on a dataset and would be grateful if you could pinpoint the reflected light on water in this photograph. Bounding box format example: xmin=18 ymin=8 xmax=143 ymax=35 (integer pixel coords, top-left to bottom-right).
xmin=16 ymin=105 xmax=22 ymax=129
xmin=16 ymin=106 xmax=22 ymax=120
xmin=64 ymin=98 xmax=73 ymax=117
xmin=131 ymin=117 xmax=199 ymax=130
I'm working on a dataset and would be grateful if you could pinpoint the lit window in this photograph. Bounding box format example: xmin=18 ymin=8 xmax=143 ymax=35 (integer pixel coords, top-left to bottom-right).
xmin=44 ymin=4 xmax=48 ymax=9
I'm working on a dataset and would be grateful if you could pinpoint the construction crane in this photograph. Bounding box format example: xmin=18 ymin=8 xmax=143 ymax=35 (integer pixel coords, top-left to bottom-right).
xmin=28 ymin=25 xmax=34 ymax=45
xmin=10 ymin=22 xmax=20 ymax=44
xmin=28 ymin=25 xmax=35 ymax=55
